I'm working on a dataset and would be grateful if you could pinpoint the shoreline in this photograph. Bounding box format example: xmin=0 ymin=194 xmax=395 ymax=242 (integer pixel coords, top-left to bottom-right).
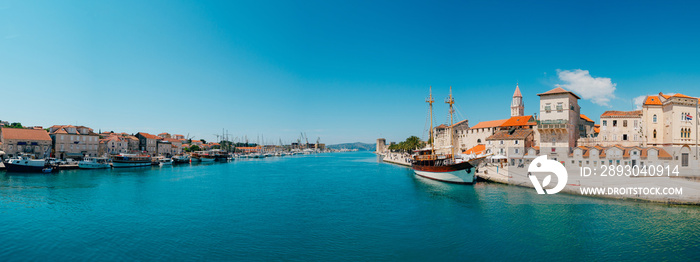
xmin=378 ymin=152 xmax=700 ymax=205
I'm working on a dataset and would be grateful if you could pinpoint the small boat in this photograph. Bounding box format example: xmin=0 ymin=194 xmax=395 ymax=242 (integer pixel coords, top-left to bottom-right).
xmin=172 ymin=154 xmax=191 ymax=164
xmin=158 ymin=158 xmax=173 ymax=166
xmin=4 ymin=155 xmax=58 ymax=173
xmin=78 ymin=157 xmax=111 ymax=169
xmin=112 ymin=153 xmax=152 ymax=168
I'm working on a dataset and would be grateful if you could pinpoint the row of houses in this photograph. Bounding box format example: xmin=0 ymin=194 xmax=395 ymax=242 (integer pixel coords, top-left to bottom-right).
xmin=0 ymin=126 xmax=220 ymax=159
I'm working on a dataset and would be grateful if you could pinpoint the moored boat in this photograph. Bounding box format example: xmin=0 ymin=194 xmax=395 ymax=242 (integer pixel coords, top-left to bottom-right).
xmin=172 ymin=154 xmax=191 ymax=164
xmin=4 ymin=155 xmax=58 ymax=173
xmin=112 ymin=153 xmax=152 ymax=168
xmin=411 ymin=86 xmax=484 ymax=184
xmin=78 ymin=157 xmax=111 ymax=169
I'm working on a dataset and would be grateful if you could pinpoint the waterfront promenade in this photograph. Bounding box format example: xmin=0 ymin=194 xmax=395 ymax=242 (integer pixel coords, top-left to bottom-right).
xmin=379 ymin=153 xmax=700 ymax=205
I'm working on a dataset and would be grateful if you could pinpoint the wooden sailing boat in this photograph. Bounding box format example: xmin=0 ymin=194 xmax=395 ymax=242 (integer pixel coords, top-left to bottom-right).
xmin=411 ymin=86 xmax=485 ymax=184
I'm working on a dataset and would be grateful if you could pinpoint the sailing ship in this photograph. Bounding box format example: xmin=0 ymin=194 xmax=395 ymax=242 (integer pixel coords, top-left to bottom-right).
xmin=411 ymin=86 xmax=485 ymax=184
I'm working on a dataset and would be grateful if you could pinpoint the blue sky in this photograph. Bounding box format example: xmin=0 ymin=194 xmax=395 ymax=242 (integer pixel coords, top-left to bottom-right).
xmin=1 ymin=0 xmax=699 ymax=144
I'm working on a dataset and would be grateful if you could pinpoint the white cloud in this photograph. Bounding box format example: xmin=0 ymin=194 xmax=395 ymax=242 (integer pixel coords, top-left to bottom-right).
xmin=557 ymin=69 xmax=616 ymax=107
xmin=633 ymin=95 xmax=646 ymax=110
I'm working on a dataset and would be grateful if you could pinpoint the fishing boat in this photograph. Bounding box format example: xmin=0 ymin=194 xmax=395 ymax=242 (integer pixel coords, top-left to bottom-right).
xmin=172 ymin=154 xmax=191 ymax=164
xmin=112 ymin=153 xmax=152 ymax=168
xmin=78 ymin=157 xmax=111 ymax=169
xmin=4 ymin=154 xmax=58 ymax=173
xmin=411 ymin=86 xmax=485 ymax=184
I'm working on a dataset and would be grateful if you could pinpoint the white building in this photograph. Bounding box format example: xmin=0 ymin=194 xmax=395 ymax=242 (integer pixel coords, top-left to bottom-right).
xmin=596 ymin=110 xmax=643 ymax=147
xmin=642 ymin=93 xmax=699 ymax=147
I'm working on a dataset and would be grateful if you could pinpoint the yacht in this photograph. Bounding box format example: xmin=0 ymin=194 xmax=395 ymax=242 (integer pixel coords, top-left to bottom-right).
xmin=78 ymin=157 xmax=111 ymax=169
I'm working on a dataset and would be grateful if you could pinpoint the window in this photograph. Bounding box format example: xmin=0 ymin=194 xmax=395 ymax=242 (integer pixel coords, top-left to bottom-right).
xmin=603 ymin=120 xmax=607 ymax=126
xmin=556 ymin=103 xmax=563 ymax=112
xmin=623 ymin=120 xmax=627 ymax=127
xmin=545 ymin=104 xmax=551 ymax=113
xmin=500 ymin=140 xmax=504 ymax=145
xmin=477 ymin=139 xmax=481 ymax=143
xmin=682 ymin=153 xmax=689 ymax=167
xmin=634 ymin=120 xmax=638 ymax=128
xmin=653 ymin=114 xmax=657 ymax=123
xmin=515 ymin=149 xmax=519 ymax=154
xmin=514 ymin=140 xmax=519 ymax=145
xmin=613 ymin=120 xmax=617 ymax=127
xmin=623 ymin=134 xmax=628 ymax=141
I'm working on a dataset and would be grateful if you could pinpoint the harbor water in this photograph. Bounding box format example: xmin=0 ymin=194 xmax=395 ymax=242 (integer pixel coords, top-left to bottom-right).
xmin=1 ymin=152 xmax=700 ymax=261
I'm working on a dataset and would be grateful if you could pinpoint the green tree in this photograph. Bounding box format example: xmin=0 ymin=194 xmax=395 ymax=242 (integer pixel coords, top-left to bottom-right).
xmin=389 ymin=136 xmax=424 ymax=153
xmin=8 ymin=122 xmax=23 ymax=128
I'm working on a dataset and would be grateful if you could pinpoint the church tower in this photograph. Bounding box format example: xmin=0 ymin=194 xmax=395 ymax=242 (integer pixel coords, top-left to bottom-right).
xmin=511 ymin=84 xmax=524 ymax=117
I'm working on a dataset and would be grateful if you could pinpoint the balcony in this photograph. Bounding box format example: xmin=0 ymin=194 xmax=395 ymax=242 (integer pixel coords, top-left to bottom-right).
xmin=537 ymin=119 xmax=569 ymax=128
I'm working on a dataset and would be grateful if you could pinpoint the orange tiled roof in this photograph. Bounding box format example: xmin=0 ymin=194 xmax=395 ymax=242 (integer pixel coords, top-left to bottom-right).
xmin=486 ymin=129 xmax=533 ymax=141
xmin=580 ymin=114 xmax=594 ymax=123
xmin=435 ymin=124 xmax=448 ymax=129
xmin=644 ymin=95 xmax=662 ymax=105
xmin=501 ymin=116 xmax=536 ymax=127
xmin=463 ymin=144 xmax=485 ymax=155
xmin=601 ymin=110 xmax=642 ymax=117
xmin=470 ymin=119 xmax=508 ymax=129
xmin=594 ymin=124 xmax=600 ymax=133
xmin=537 ymin=87 xmax=581 ymax=99
xmin=138 ymin=132 xmax=159 ymax=139
xmin=1 ymin=127 xmax=51 ymax=141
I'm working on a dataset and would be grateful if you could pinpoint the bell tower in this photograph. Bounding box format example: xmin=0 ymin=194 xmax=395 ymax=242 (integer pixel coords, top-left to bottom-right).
xmin=511 ymin=83 xmax=524 ymax=117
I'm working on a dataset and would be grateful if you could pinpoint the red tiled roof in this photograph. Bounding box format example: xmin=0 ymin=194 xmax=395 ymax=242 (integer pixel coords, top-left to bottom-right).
xmin=138 ymin=132 xmax=159 ymax=139
xmin=1 ymin=127 xmax=51 ymax=141
xmin=463 ymin=144 xmax=485 ymax=155
xmin=601 ymin=110 xmax=642 ymax=117
xmin=500 ymin=116 xmax=536 ymax=127
xmin=537 ymin=87 xmax=581 ymax=99
xmin=435 ymin=124 xmax=448 ymax=129
xmin=580 ymin=114 xmax=594 ymax=123
xmin=644 ymin=95 xmax=662 ymax=105
xmin=486 ymin=129 xmax=533 ymax=141
xmin=470 ymin=119 xmax=508 ymax=129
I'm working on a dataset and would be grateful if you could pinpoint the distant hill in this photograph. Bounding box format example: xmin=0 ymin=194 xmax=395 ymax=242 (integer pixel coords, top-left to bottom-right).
xmin=327 ymin=142 xmax=376 ymax=151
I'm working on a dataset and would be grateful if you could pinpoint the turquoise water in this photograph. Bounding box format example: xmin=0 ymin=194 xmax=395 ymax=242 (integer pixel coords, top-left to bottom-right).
xmin=1 ymin=152 xmax=700 ymax=261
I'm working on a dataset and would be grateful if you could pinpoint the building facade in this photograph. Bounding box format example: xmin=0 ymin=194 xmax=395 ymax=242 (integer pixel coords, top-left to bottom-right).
xmin=0 ymin=127 xmax=52 ymax=159
xmin=642 ymin=93 xmax=699 ymax=147
xmin=536 ymin=87 xmax=581 ymax=159
xmin=137 ymin=132 xmax=159 ymax=156
xmin=49 ymin=125 xmax=99 ymax=159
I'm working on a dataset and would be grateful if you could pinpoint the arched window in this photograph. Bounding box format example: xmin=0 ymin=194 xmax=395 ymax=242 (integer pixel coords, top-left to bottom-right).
xmin=653 ymin=129 xmax=657 ymax=139
xmin=681 ymin=129 xmax=685 ymax=138
xmin=653 ymin=114 xmax=657 ymax=123
xmin=477 ymin=139 xmax=482 ymax=144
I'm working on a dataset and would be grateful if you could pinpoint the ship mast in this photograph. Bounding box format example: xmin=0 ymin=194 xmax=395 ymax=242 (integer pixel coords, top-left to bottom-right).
xmin=427 ymin=86 xmax=435 ymax=156
xmin=445 ymin=86 xmax=455 ymax=160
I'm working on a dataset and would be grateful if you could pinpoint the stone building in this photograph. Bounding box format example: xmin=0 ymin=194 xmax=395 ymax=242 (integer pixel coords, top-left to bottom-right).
xmin=0 ymin=127 xmax=52 ymax=158
xmin=49 ymin=125 xmax=99 ymax=159
xmin=642 ymin=93 xmax=699 ymax=147
xmin=137 ymin=132 xmax=159 ymax=156
xmin=536 ymin=87 xmax=581 ymax=160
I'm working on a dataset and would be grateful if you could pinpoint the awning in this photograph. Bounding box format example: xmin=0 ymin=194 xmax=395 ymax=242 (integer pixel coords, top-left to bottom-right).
xmin=0 ymin=151 xmax=5 ymax=155
xmin=490 ymin=154 xmax=507 ymax=160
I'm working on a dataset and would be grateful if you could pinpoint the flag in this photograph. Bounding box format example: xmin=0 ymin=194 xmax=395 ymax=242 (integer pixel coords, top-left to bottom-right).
xmin=686 ymin=113 xmax=693 ymax=121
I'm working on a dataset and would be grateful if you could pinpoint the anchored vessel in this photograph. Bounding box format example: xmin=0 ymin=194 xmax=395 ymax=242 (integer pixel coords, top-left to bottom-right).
xmin=112 ymin=153 xmax=152 ymax=168
xmin=78 ymin=157 xmax=111 ymax=169
xmin=411 ymin=86 xmax=485 ymax=184
xmin=4 ymin=155 xmax=58 ymax=173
